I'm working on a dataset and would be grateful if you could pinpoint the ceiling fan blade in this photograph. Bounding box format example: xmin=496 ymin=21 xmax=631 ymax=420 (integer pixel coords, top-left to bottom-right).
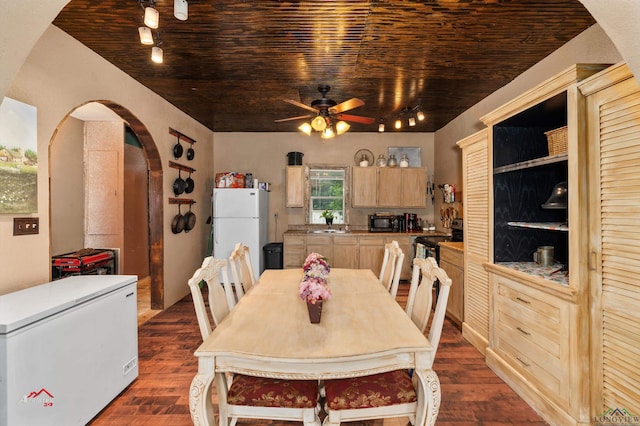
xmin=331 ymin=98 xmax=365 ymax=114
xmin=283 ymin=99 xmax=318 ymax=113
xmin=274 ymin=114 xmax=314 ymax=123
xmin=335 ymin=113 xmax=375 ymax=125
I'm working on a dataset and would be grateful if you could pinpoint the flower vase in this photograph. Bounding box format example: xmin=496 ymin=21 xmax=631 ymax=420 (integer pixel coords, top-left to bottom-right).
xmin=307 ymin=300 xmax=323 ymax=323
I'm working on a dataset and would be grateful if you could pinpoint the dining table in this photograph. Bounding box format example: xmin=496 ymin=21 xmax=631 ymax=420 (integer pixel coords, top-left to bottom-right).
xmin=188 ymin=268 xmax=441 ymax=426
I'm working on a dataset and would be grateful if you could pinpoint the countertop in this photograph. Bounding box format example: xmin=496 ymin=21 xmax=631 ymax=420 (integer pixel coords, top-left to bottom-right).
xmin=438 ymin=241 xmax=464 ymax=252
xmin=284 ymin=229 xmax=451 ymax=237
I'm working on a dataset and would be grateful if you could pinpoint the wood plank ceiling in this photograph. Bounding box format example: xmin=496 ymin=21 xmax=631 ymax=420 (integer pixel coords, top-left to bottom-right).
xmin=53 ymin=1 xmax=596 ymax=132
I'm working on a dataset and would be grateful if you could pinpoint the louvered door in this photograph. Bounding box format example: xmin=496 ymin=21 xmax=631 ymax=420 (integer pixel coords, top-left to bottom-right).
xmin=582 ymin=64 xmax=640 ymax=416
xmin=457 ymin=129 xmax=490 ymax=353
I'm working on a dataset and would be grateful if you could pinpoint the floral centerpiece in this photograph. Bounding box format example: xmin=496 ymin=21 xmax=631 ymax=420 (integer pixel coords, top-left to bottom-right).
xmin=299 ymin=253 xmax=331 ymax=323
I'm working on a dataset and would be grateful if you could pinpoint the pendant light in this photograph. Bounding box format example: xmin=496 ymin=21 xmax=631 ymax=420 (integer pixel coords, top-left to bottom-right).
xmin=138 ymin=26 xmax=154 ymax=45
xmin=144 ymin=5 xmax=159 ymax=29
xmin=174 ymin=0 xmax=188 ymax=21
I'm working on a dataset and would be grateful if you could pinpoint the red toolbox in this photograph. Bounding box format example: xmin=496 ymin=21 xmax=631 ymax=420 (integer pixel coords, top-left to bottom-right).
xmin=52 ymin=248 xmax=117 ymax=280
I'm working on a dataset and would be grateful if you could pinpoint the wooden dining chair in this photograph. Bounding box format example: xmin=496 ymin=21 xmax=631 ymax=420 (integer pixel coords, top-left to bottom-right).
xmin=323 ymin=256 xmax=452 ymax=426
xmin=379 ymin=240 xmax=405 ymax=299
xmin=228 ymin=242 xmax=256 ymax=303
xmin=187 ymin=256 xmax=321 ymax=426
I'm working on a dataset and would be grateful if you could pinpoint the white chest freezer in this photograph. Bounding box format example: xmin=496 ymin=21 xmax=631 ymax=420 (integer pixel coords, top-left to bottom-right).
xmin=0 ymin=275 xmax=138 ymax=425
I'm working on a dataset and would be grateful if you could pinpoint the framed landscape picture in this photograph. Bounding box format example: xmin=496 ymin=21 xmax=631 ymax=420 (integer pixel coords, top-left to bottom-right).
xmin=0 ymin=97 xmax=38 ymax=213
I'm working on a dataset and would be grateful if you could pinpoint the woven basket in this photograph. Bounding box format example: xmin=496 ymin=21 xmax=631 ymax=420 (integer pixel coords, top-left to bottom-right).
xmin=545 ymin=126 xmax=568 ymax=156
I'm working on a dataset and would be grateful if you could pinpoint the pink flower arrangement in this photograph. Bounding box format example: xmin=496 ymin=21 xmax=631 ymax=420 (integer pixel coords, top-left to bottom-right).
xmin=299 ymin=253 xmax=331 ymax=304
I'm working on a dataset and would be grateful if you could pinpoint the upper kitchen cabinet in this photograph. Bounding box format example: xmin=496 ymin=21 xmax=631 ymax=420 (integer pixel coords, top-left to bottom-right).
xmin=480 ymin=64 xmax=609 ymax=426
xmin=352 ymin=167 xmax=427 ymax=208
xmin=285 ymin=166 xmax=307 ymax=208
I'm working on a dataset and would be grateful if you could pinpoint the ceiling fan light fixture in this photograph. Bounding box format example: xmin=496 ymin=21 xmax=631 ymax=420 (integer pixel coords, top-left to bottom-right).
xmin=298 ymin=122 xmax=312 ymax=135
xmin=151 ymin=45 xmax=163 ymax=63
xmin=138 ymin=26 xmax=154 ymax=45
xmin=336 ymin=121 xmax=350 ymax=135
xmin=311 ymin=115 xmax=327 ymax=131
xmin=321 ymin=127 xmax=335 ymax=139
xmin=174 ymin=0 xmax=188 ymax=20
xmin=144 ymin=6 xmax=159 ymax=29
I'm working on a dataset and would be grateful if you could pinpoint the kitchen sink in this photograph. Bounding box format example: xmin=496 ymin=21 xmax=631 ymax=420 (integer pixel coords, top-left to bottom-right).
xmin=309 ymin=229 xmax=346 ymax=234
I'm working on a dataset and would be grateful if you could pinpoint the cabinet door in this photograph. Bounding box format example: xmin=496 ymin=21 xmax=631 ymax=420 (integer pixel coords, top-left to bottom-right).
xmin=285 ymin=166 xmax=305 ymax=208
xmin=332 ymin=236 xmax=359 ymax=269
xmin=387 ymin=236 xmax=411 ymax=281
xmin=358 ymin=236 xmax=386 ymax=276
xmin=351 ymin=167 xmax=377 ymax=207
xmin=582 ymin=65 xmax=640 ymax=416
xmin=401 ymin=168 xmax=427 ymax=208
xmin=377 ymin=168 xmax=402 ymax=207
xmin=306 ymin=235 xmax=332 ymax=262
xmin=457 ymin=129 xmax=490 ymax=353
xmin=439 ymin=246 xmax=464 ymax=327
xmin=283 ymin=235 xmax=305 ymax=268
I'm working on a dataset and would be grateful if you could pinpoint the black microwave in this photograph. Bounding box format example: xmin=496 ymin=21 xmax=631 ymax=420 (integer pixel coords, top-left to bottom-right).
xmin=369 ymin=214 xmax=403 ymax=232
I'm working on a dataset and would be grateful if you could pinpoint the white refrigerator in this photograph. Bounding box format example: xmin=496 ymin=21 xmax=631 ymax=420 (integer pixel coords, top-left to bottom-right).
xmin=0 ymin=275 xmax=138 ymax=425
xmin=213 ymin=188 xmax=269 ymax=278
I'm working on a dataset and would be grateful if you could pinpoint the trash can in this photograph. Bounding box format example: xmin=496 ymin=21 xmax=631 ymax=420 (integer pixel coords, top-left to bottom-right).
xmin=263 ymin=242 xmax=283 ymax=269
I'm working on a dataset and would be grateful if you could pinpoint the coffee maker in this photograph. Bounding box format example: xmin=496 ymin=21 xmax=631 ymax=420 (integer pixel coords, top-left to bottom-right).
xmin=404 ymin=213 xmax=418 ymax=232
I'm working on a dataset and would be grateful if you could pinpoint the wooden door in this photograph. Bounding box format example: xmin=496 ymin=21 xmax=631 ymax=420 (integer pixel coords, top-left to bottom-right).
xmin=377 ymin=167 xmax=402 ymax=207
xmin=457 ymin=129 xmax=490 ymax=354
xmin=358 ymin=236 xmax=386 ymax=277
xmin=401 ymin=168 xmax=427 ymax=208
xmin=332 ymin=236 xmax=358 ymax=269
xmin=582 ymin=64 xmax=640 ymax=416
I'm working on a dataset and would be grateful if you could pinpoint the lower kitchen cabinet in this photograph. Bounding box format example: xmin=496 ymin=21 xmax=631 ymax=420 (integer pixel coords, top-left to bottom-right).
xmin=438 ymin=243 xmax=463 ymax=327
xmin=357 ymin=236 xmax=386 ymax=277
xmin=332 ymin=236 xmax=359 ymax=269
xmin=283 ymin=234 xmax=305 ymax=268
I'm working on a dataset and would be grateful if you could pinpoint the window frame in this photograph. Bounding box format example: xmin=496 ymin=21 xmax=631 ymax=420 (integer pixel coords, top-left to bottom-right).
xmin=305 ymin=165 xmax=350 ymax=225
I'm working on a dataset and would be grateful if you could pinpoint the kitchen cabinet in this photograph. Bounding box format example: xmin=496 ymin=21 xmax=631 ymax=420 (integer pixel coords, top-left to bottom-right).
xmin=457 ymin=129 xmax=490 ymax=353
xmin=391 ymin=236 xmax=412 ymax=281
xmin=579 ymin=63 xmax=640 ymax=417
xmin=351 ymin=167 xmax=427 ymax=208
xmin=283 ymin=234 xmax=306 ymax=268
xmin=306 ymin=235 xmax=332 ymax=262
xmin=332 ymin=235 xmax=359 ymax=269
xmin=479 ymin=64 xmax=608 ymax=426
xmin=351 ymin=167 xmax=377 ymax=207
xmin=357 ymin=235 xmax=386 ymax=276
xmin=438 ymin=243 xmax=463 ymax=327
xmin=285 ymin=166 xmax=306 ymax=208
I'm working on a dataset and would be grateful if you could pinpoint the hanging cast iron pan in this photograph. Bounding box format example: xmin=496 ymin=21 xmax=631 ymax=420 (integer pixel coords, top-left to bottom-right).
xmin=173 ymin=135 xmax=183 ymax=159
xmin=184 ymin=204 xmax=196 ymax=232
xmin=171 ymin=205 xmax=186 ymax=234
xmin=185 ymin=171 xmax=194 ymax=194
xmin=186 ymin=143 xmax=195 ymax=161
xmin=173 ymin=170 xmax=186 ymax=196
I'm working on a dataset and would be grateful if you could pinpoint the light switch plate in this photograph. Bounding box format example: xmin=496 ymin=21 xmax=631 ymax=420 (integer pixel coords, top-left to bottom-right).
xmin=14 ymin=217 xmax=39 ymax=235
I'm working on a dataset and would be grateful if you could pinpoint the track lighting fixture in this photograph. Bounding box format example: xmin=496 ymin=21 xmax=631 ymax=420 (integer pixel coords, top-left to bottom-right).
xmin=384 ymin=105 xmax=425 ymax=130
xmin=144 ymin=4 xmax=159 ymax=28
xmin=378 ymin=119 xmax=385 ymax=133
xmin=138 ymin=26 xmax=154 ymax=45
xmin=152 ymin=45 xmax=163 ymax=63
xmin=408 ymin=115 xmax=416 ymax=126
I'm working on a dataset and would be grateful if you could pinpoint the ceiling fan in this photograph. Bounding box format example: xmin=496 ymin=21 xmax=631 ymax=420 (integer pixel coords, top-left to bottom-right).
xmin=275 ymin=85 xmax=375 ymax=137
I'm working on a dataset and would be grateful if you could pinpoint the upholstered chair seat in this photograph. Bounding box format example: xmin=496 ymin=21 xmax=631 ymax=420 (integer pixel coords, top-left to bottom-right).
xmin=228 ymin=375 xmax=319 ymax=408
xmin=324 ymin=370 xmax=416 ymax=410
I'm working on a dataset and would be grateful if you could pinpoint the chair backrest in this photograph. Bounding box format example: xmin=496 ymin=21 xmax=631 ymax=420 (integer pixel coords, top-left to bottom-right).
xmin=379 ymin=240 xmax=404 ymax=298
xmin=229 ymin=243 xmax=256 ymax=301
xmin=187 ymin=256 xmax=235 ymax=341
xmin=405 ymin=256 xmax=452 ymax=355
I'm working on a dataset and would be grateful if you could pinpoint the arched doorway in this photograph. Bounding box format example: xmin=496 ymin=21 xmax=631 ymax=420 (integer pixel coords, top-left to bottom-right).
xmin=49 ymin=100 xmax=164 ymax=309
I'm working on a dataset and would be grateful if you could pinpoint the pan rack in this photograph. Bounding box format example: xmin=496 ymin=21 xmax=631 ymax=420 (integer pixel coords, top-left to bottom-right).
xmin=169 ymin=160 xmax=196 ymax=173
xmin=168 ymin=198 xmax=196 ymax=205
xmin=169 ymin=127 xmax=196 ymax=145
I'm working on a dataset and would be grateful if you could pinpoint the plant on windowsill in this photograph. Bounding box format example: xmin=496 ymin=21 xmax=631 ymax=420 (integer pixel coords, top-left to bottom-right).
xmin=299 ymin=253 xmax=331 ymax=323
xmin=321 ymin=209 xmax=335 ymax=226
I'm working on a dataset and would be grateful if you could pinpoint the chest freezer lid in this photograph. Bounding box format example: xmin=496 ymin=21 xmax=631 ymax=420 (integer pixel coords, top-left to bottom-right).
xmin=0 ymin=275 xmax=137 ymax=334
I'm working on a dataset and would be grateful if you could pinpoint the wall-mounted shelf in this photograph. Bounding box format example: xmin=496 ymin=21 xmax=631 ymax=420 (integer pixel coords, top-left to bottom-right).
xmin=169 ymin=127 xmax=196 ymax=145
xmin=507 ymin=221 xmax=568 ymax=232
xmin=494 ymin=153 xmax=567 ymax=175
xmin=169 ymin=161 xmax=196 ymax=173
xmin=168 ymin=198 xmax=196 ymax=205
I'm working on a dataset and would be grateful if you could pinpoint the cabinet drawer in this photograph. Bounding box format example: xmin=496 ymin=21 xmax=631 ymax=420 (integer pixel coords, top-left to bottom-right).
xmin=492 ymin=275 xmax=569 ymax=405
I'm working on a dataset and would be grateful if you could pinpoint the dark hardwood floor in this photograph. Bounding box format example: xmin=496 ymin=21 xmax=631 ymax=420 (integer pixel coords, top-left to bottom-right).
xmin=90 ymin=283 xmax=548 ymax=425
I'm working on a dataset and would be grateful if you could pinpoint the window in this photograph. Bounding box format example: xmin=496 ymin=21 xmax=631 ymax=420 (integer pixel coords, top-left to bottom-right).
xmin=309 ymin=169 xmax=345 ymax=224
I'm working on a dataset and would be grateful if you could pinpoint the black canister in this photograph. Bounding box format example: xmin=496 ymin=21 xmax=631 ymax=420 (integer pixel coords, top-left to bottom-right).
xmin=287 ymin=152 xmax=304 ymax=165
